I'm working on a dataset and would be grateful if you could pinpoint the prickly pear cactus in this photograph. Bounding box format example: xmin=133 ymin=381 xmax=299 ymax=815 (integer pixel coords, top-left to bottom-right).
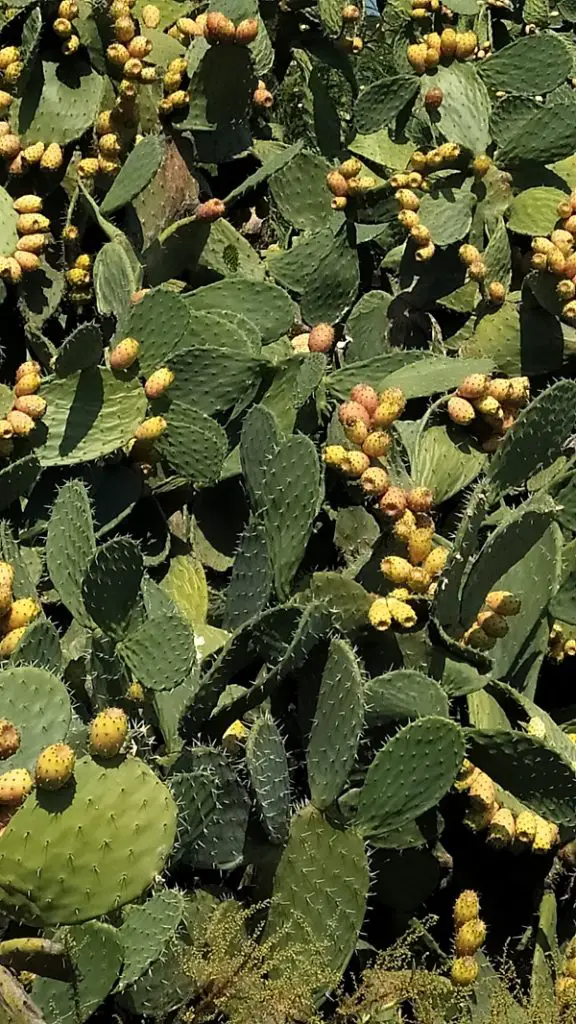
xmin=2 ymin=0 xmax=576 ymax=1020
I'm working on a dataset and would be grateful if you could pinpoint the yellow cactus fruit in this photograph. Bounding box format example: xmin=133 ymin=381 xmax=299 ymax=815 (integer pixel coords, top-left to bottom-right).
xmin=453 ymin=889 xmax=481 ymax=928
xmin=456 ymin=29 xmax=477 ymax=59
xmin=140 ymin=66 xmax=157 ymax=84
xmin=126 ymin=680 xmax=145 ymax=703
xmin=487 ymin=806 xmax=516 ymax=849
xmin=66 ymin=267 xmax=90 ymax=288
xmin=423 ymin=546 xmax=448 ymax=577
xmin=378 ymin=486 xmax=407 ymax=520
xmin=0 ymin=256 xmax=21 ymax=284
xmin=14 ymin=372 xmax=41 ymax=397
xmin=14 ymin=251 xmax=40 ymax=273
xmin=13 ymin=194 xmax=43 ymax=215
xmin=507 ymin=376 xmax=530 ymax=405
xmin=344 ymin=419 xmax=369 ymax=446
xmin=557 ymin=279 xmax=576 ymax=302
xmin=515 ymin=809 xmax=540 ymax=845
xmin=339 ymin=400 xmax=371 ymax=428
xmin=388 ymin=587 xmax=412 ymax=602
xmin=468 ymin=259 xmax=487 ymax=282
xmin=406 ymin=42 xmax=427 ymax=73
xmin=35 ymin=743 xmax=76 ymax=790
xmin=3 ymin=61 xmax=23 ymax=85
xmin=447 ymin=395 xmax=475 ymax=426
xmin=134 ymin=416 xmax=167 ymax=442
xmin=326 ymin=170 xmax=349 ymax=198
xmin=468 ymin=770 xmax=497 ymax=810
xmin=177 ymin=16 xmax=201 ymax=37
xmin=386 ymin=596 xmax=417 ymax=628
xmin=407 ymin=566 xmax=431 ymax=594
xmin=395 ymin=188 xmax=420 ymax=212
xmin=454 ymin=758 xmax=477 ymax=792
xmin=98 ymin=156 xmax=121 ymax=176
xmin=415 ymin=242 xmax=435 ymax=262
xmin=404 ymin=486 xmax=433 ymax=514
xmin=450 ymin=956 xmax=479 ymax=987
xmin=6 ymin=410 xmax=35 ymax=436
xmin=53 ymin=16 xmax=73 ymax=37
xmin=110 ymin=337 xmax=140 ymax=372
xmin=406 ymin=527 xmax=434 ymax=566
xmin=0 ymin=767 xmax=32 ymax=805
xmin=472 ymin=154 xmax=491 ymax=177
xmin=397 ymin=209 xmax=419 ymax=230
xmin=565 ymin=958 xmax=576 ymax=980
xmin=362 ymin=430 xmax=391 ymax=458
xmin=532 ymin=236 xmax=555 ymax=255
xmin=339 ymin=157 xmax=362 ymax=179
xmin=455 ymin=918 xmax=486 ymax=957
xmin=142 ymin=3 xmax=160 ymax=27
xmin=368 ymin=597 xmax=392 ymax=632
xmin=476 ymin=609 xmax=509 ymax=638
xmin=222 ymin=719 xmax=249 ymax=753
xmin=532 ymin=817 xmax=560 ymax=854
xmin=144 ymin=367 xmax=175 ymax=399
xmin=0 ymin=720 xmax=19 ymax=759
xmin=0 ymin=584 xmax=12 ymax=619
xmin=13 ymin=395 xmax=47 ymax=420
xmin=458 ymin=243 xmax=481 ymax=267
xmin=204 ymin=10 xmax=236 ymax=43
xmin=98 ymin=132 xmax=121 ymax=157
xmin=551 ymin=227 xmax=574 ymax=253
xmin=0 ymin=133 xmax=21 ymax=161
xmin=410 ymin=224 xmax=432 ymax=249
xmin=548 ymin=248 xmax=567 ymax=275
xmin=456 ymin=373 xmax=489 ymax=401
xmin=360 ymin=467 xmax=390 ymax=496
xmin=21 ymin=141 xmax=45 ymax=166
xmin=77 ymin=157 xmax=100 ymax=178
xmin=341 ymin=450 xmax=371 ymax=478
xmin=1 ymin=598 xmax=40 ymax=634
xmin=62 ymin=34 xmax=81 ymax=55
xmin=114 ymin=14 xmax=136 ymax=41
xmin=373 ymin=387 xmax=406 ymax=426
xmin=128 ymin=35 xmax=152 ymax=58
xmin=0 ymin=91 xmax=12 ymax=113
xmin=123 ymin=56 xmax=143 ymax=79
xmin=393 ymin=509 xmax=416 ymax=542
xmin=485 ymin=591 xmax=521 ymax=616
xmin=0 ymin=626 xmax=27 ymax=657
xmin=440 ymin=27 xmax=458 ymax=59
xmin=16 ymin=212 xmax=50 ymax=235
xmin=562 ymin=299 xmax=576 ymax=322
xmin=556 ymin=976 xmax=576 ymax=1005
xmin=486 ymin=378 xmax=512 ymax=403
xmin=89 ymin=707 xmax=129 ymax=758
xmin=0 ymin=563 xmax=15 ymax=591
xmin=323 ymin=444 xmax=347 ymax=467
xmin=107 ymin=41 xmax=130 ymax=65
xmin=462 ymin=624 xmax=496 ymax=650
xmin=380 ymin=556 xmax=412 ymax=585
xmin=0 ymin=46 xmax=19 ymax=70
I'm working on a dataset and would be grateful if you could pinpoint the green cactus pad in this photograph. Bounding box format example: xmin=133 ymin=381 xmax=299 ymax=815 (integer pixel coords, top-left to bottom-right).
xmin=37 ymin=368 xmax=147 ymax=467
xmin=496 ymin=88 xmax=576 ymax=165
xmin=82 ymin=539 xmax=143 ymax=640
xmin=0 ymin=666 xmax=71 ymax=772
xmin=168 ymin=767 xmax=218 ymax=863
xmin=240 ymin=404 xmax=281 ymax=511
xmin=118 ymin=888 xmax=188 ymax=991
xmin=46 ymin=481 xmax=95 ymax=628
xmin=101 ymin=135 xmax=164 ymax=216
xmin=0 ymin=186 xmax=19 ymax=258
xmin=328 ymin=355 xmax=494 ymax=401
xmin=167 ymin=346 xmax=266 ymax=416
xmin=93 ymin=239 xmax=141 ymax=330
xmin=223 ymin=516 xmax=273 ymax=631
xmin=184 ymin=279 xmax=297 ymax=344
xmin=157 ymin=400 xmax=228 ymax=486
xmin=245 ymin=712 xmax=290 ymax=843
xmin=307 ymin=639 xmax=364 ymax=810
xmin=117 ymin=603 xmax=197 ymax=691
xmin=430 ymin=63 xmax=491 ymax=154
xmin=355 ymin=74 xmax=420 ymax=134
xmin=488 ymin=380 xmax=576 ymax=496
xmin=477 ymin=34 xmax=572 ymax=96
xmin=0 ymin=756 xmax=177 ymax=925
xmin=300 ymin=225 xmax=360 ymax=326
xmin=31 ymin=922 xmax=123 ymax=1024
xmin=412 ymin=423 xmax=486 ymax=504
xmin=419 ymin=188 xmax=475 ymax=247
xmin=365 ymin=670 xmax=449 ymax=727
xmin=121 ymin=289 xmax=191 ymax=377
xmin=169 ymin=748 xmax=250 ymax=870
xmin=261 ymin=434 xmax=322 ymax=599
xmin=0 ymin=455 xmax=40 ymax=513
xmin=264 ymin=803 xmax=369 ymax=979
xmin=356 ymin=717 xmax=465 ymax=841
xmin=507 ymin=187 xmax=568 ymax=237
xmin=270 ymin=147 xmax=342 ymax=233
xmin=11 ymin=617 xmax=62 ymax=674
xmin=466 ymin=728 xmax=576 ymax=826
xmin=17 ymin=59 xmax=105 ymax=145
xmin=53 ymin=323 xmax=104 ymax=378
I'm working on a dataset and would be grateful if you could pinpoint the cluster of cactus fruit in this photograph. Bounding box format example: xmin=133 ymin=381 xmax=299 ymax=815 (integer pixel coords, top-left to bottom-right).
xmin=4 ymin=0 xmax=576 ymax=1020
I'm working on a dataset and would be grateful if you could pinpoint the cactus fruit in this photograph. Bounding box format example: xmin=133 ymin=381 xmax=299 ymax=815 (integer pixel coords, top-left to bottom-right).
xmin=34 ymin=743 xmax=76 ymax=790
xmin=0 ymin=598 xmax=40 ymax=633
xmin=515 ymin=810 xmax=540 ymax=845
xmin=350 ymin=383 xmax=379 ymax=414
xmin=380 ymin=555 xmax=412 ymax=585
xmin=308 ymin=323 xmax=335 ymax=353
xmin=447 ymin=396 xmax=475 ymax=426
xmin=368 ymin=597 xmax=392 ymax=631
xmin=454 ymin=890 xmax=481 ymax=928
xmin=0 ymin=720 xmax=20 ymax=759
xmin=362 ymin=431 xmax=391 ymax=458
xmin=386 ymin=596 xmax=417 ymax=628
xmin=487 ymin=807 xmax=515 ymax=849
xmin=323 ymin=444 xmax=347 ymax=466
xmin=0 ymin=627 xmax=27 ymax=657
xmin=0 ymin=768 xmax=33 ymax=805
xmin=89 ymin=707 xmax=129 ymax=758
xmin=341 ymin=450 xmax=370 ymax=477
xmin=134 ymin=416 xmax=167 ymax=442
xmin=485 ymin=591 xmax=521 ymax=616
xmin=378 ymin=486 xmax=407 ymax=519
xmin=13 ymin=393 xmax=46 ymax=421
xmin=456 ymin=374 xmax=489 ymax=400
xmin=338 ymin=400 xmax=371 ymax=428
xmin=455 ymin=918 xmax=487 ymax=956
xmin=360 ymin=467 xmax=389 ymax=495
xmin=144 ymin=367 xmax=175 ymax=399
xmin=450 ymin=956 xmax=479 ymax=986
xmin=476 ymin=610 xmax=509 ymax=638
